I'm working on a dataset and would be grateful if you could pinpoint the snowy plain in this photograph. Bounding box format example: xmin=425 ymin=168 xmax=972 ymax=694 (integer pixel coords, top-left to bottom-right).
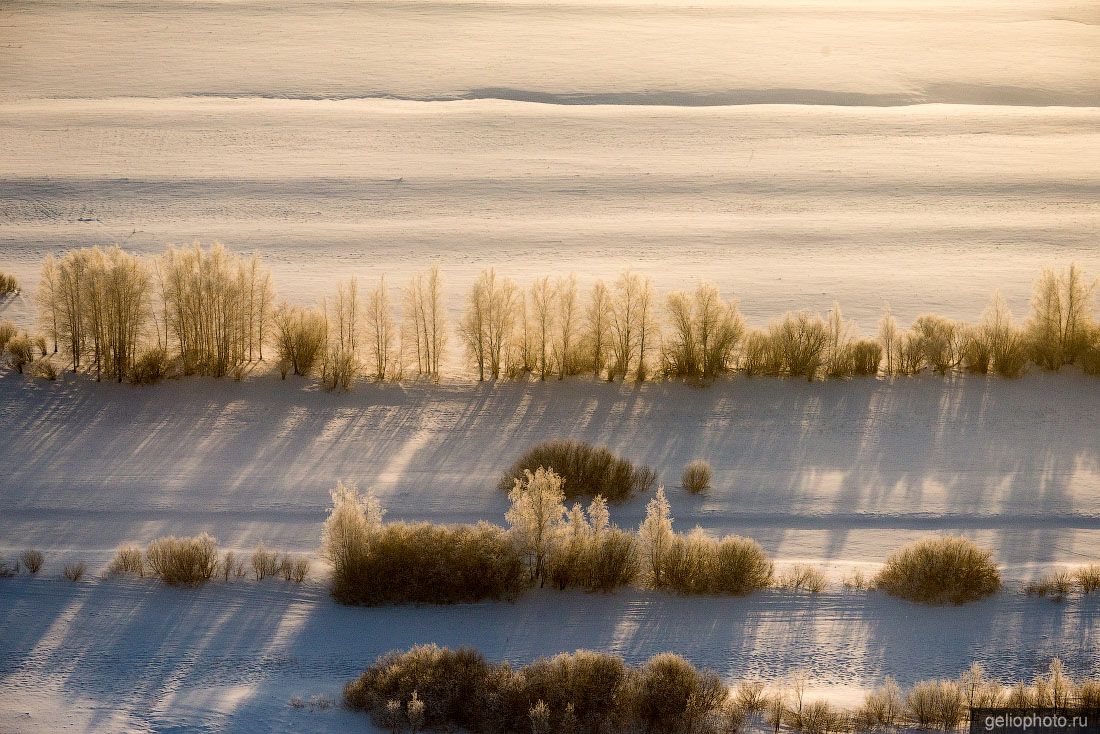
xmin=2 ymin=0 xmax=1100 ymax=730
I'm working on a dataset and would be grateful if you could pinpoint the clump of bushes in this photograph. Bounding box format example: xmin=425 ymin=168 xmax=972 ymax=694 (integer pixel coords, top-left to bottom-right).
xmin=547 ymin=496 xmax=640 ymax=592
xmin=874 ymin=535 xmax=1001 ymax=604
xmin=325 ymin=481 xmax=526 ymax=605
xmin=638 ymin=488 xmax=773 ymax=596
xmin=21 ymin=549 xmax=44 ymax=574
xmin=775 ymin=564 xmax=828 ymax=593
xmin=1025 ymin=570 xmax=1074 ymax=600
xmin=1075 ymin=564 xmax=1100 ymax=593
xmin=146 ymin=533 xmax=219 ymax=584
xmin=332 ymin=521 xmax=526 ymax=606
xmin=130 ymin=346 xmax=170 ymax=384
xmin=681 ymin=460 xmax=712 ymax=494
xmin=345 ymin=646 xmax=730 ymax=734
xmin=499 ymin=439 xmax=656 ymax=502
xmin=251 ymin=544 xmax=280 ymax=580
xmin=656 ymin=529 xmax=774 ymax=596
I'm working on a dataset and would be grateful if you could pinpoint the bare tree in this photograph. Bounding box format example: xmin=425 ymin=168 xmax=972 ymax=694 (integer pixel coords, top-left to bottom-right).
xmin=663 ymin=282 xmax=744 ymax=379
xmin=609 ymin=272 xmax=656 ymax=380
xmin=366 ymin=276 xmax=395 ymax=381
xmin=326 ymin=277 xmax=361 ymax=390
xmin=530 ymin=276 xmax=556 ymax=380
xmin=584 ymin=280 xmax=612 ymax=378
xmin=878 ymin=308 xmax=899 ymax=375
xmin=555 ymin=274 xmax=579 ymax=379
xmin=460 ymin=268 xmax=519 ymax=380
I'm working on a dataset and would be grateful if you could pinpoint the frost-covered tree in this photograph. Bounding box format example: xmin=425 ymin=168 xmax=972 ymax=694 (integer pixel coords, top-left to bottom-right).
xmin=878 ymin=308 xmax=899 ymax=375
xmin=505 ymin=467 xmax=566 ymax=583
xmin=272 ymin=303 xmax=327 ymax=377
xmin=404 ymin=265 xmax=446 ymax=377
xmin=610 ymin=271 xmax=657 ymax=380
xmin=1027 ymin=264 xmax=1096 ymax=369
xmin=638 ymin=487 xmax=673 ymax=585
xmin=326 ymin=277 xmax=361 ymax=390
xmin=322 ymin=480 xmax=385 ymax=580
xmin=663 ymin=282 xmax=744 ymax=379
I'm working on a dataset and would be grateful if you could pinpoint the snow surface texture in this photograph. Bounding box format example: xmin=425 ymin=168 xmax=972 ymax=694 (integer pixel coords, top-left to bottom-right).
xmin=1 ymin=371 xmax=1099 ymax=732
xmin=2 ymin=0 xmax=1099 ymax=730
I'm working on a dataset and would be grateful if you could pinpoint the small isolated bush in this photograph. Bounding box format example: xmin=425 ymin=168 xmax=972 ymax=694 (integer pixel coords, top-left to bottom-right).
xmin=681 ymin=460 xmax=712 ymax=494
xmin=498 ymin=439 xmax=656 ymax=502
xmin=1025 ymin=570 xmax=1074 ymax=600
xmin=1074 ymin=564 xmax=1100 ymax=594
xmin=131 ymin=346 xmax=170 ymax=384
xmin=875 ymin=535 xmax=1001 ymax=605
xmin=658 ymin=529 xmax=773 ymax=596
xmin=7 ymin=334 xmax=33 ymax=373
xmin=334 ymin=521 xmax=526 ymax=606
xmin=21 ymin=549 xmax=44 ymax=574
xmin=0 ymin=271 xmax=18 ymax=294
xmin=145 ymin=533 xmax=218 ymax=584
xmin=63 ymin=561 xmax=86 ymax=582
xmin=107 ymin=545 xmax=145 ymax=577
xmin=251 ymin=544 xmax=279 ymax=580
xmin=775 ymin=564 xmax=828 ymax=593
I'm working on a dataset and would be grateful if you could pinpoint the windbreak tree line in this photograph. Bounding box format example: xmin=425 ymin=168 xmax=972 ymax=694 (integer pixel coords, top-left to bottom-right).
xmin=6 ymin=244 xmax=1099 ymax=386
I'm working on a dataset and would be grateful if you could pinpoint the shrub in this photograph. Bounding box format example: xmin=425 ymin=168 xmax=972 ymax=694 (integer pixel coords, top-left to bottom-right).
xmin=333 ymin=521 xmax=526 ymax=606
xmin=520 ymin=650 xmax=632 ymax=733
xmin=499 ymin=440 xmax=656 ymax=502
xmin=346 ymin=647 xmax=730 ymax=734
xmin=0 ymin=320 xmax=16 ymax=352
xmin=911 ymin=315 xmax=961 ymax=375
xmin=741 ymin=329 xmax=782 ymax=376
xmin=221 ymin=551 xmax=245 ymax=580
xmin=847 ymin=339 xmax=883 ymax=376
xmin=7 ymin=334 xmax=33 ymax=373
xmin=279 ymin=554 xmax=310 ymax=582
xmin=1025 ymin=570 xmax=1074 ymax=600
xmin=906 ymin=680 xmax=964 ymax=730
xmin=769 ymin=311 xmax=829 ymax=379
xmin=145 ymin=533 xmax=218 ymax=584
xmin=63 ymin=562 xmax=86 ymax=581
xmin=21 ymin=549 xmax=44 ymax=574
xmin=251 ymin=545 xmax=279 ymax=580
xmin=875 ymin=535 xmax=1001 ymax=605
xmin=107 ymin=545 xmax=145 ymax=577
xmin=659 ymin=529 xmax=773 ymax=596
xmin=30 ymin=358 xmax=57 ymax=380
xmin=345 ymin=645 xmax=495 ymax=731
xmin=630 ymin=653 xmax=726 ymax=734
xmin=841 ymin=568 xmax=871 ymax=591
xmin=776 ymin=564 xmax=828 ymax=593
xmin=548 ymin=510 xmax=639 ymax=593
xmin=681 ymin=460 xmax=712 ymax=494
xmin=131 ymin=346 xmax=170 ymax=384
xmin=0 ymin=271 xmax=18 ymax=294
xmin=273 ymin=304 xmax=327 ymax=377
xmin=853 ymin=678 xmax=903 ymax=731
xmin=1075 ymin=564 xmax=1100 ymax=594
xmin=788 ymin=699 xmax=849 ymax=734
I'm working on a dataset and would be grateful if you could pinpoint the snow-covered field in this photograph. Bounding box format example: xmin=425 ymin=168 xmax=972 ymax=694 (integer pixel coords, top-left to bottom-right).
xmin=2 ymin=0 xmax=1099 ymax=730
xmin=1 ymin=370 xmax=1099 ymax=731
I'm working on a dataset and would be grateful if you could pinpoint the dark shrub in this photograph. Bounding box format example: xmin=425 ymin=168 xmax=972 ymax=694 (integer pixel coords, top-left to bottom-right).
xmin=629 ymin=653 xmax=726 ymax=734
xmin=499 ymin=440 xmax=656 ymax=502
xmin=345 ymin=645 xmax=495 ymax=731
xmin=332 ymin=521 xmax=527 ymax=606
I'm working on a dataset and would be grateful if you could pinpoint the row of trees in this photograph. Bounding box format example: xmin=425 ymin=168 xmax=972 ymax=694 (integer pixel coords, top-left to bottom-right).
xmin=16 ymin=244 xmax=1099 ymax=386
